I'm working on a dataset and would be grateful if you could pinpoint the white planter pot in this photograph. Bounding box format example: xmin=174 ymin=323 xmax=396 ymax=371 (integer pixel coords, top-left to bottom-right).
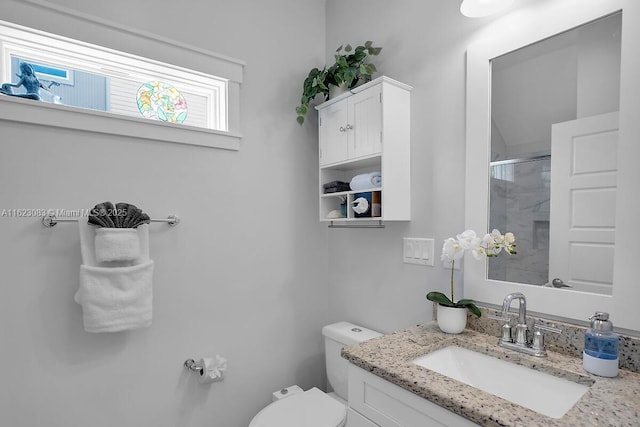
xmin=436 ymin=305 xmax=468 ymax=334
xmin=329 ymin=82 xmax=349 ymax=99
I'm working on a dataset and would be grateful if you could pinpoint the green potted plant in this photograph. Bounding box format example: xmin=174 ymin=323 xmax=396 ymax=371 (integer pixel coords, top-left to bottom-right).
xmin=296 ymin=41 xmax=382 ymax=125
xmin=428 ymin=229 xmax=517 ymax=334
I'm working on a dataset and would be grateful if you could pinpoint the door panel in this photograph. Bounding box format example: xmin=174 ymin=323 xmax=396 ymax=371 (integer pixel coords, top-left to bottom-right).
xmin=549 ymin=111 xmax=618 ymax=295
xmin=350 ymin=85 xmax=382 ymax=159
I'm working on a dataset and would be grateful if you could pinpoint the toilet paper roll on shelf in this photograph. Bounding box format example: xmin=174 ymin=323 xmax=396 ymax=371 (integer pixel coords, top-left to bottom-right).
xmin=184 ymin=355 xmax=228 ymax=384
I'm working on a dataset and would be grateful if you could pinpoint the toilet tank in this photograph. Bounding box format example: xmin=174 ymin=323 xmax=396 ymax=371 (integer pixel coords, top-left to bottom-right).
xmin=322 ymin=321 xmax=382 ymax=400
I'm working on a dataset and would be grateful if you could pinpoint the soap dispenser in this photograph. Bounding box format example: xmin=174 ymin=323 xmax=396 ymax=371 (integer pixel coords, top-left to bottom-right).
xmin=583 ymin=312 xmax=619 ymax=377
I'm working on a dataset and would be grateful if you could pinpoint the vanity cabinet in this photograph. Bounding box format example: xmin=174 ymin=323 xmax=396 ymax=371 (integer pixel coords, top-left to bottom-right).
xmin=348 ymin=364 xmax=479 ymax=427
xmin=316 ymin=76 xmax=411 ymax=223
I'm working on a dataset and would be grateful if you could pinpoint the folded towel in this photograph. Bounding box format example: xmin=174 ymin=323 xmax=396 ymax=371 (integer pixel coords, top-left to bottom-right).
xmin=350 ymin=172 xmax=382 ymax=191
xmin=94 ymin=228 xmax=141 ymax=263
xmin=88 ymin=201 xmax=150 ymax=229
xmin=76 ymin=261 xmax=154 ymax=333
xmin=75 ymin=217 xmax=154 ymax=332
xmin=323 ymin=180 xmax=351 ymax=193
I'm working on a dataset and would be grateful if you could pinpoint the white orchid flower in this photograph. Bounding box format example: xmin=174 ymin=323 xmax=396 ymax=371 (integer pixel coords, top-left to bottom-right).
xmin=471 ymin=246 xmax=486 ymax=260
xmin=456 ymin=229 xmax=481 ymax=250
xmin=441 ymin=237 xmax=465 ymax=261
xmin=434 ymin=229 xmax=517 ymax=308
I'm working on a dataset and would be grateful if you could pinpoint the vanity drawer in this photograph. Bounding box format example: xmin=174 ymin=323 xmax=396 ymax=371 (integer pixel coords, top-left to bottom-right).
xmin=348 ymin=364 xmax=478 ymax=427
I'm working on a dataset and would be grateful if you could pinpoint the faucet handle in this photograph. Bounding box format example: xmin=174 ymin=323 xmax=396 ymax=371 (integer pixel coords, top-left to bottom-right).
xmin=488 ymin=314 xmax=513 ymax=342
xmin=534 ymin=323 xmax=562 ymax=334
xmin=532 ymin=323 xmax=562 ymax=353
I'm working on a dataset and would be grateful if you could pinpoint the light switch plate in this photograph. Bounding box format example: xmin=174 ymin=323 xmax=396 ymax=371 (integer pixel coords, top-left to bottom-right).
xmin=403 ymin=238 xmax=435 ymax=266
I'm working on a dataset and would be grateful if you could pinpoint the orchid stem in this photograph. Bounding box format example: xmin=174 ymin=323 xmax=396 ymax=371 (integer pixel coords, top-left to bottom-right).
xmin=450 ymin=260 xmax=455 ymax=303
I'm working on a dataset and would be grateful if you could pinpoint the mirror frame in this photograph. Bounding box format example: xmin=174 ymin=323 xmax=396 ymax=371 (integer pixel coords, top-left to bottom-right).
xmin=464 ymin=0 xmax=640 ymax=331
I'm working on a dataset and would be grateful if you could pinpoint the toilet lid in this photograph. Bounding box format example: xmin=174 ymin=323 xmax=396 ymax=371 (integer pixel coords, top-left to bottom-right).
xmin=249 ymin=388 xmax=346 ymax=427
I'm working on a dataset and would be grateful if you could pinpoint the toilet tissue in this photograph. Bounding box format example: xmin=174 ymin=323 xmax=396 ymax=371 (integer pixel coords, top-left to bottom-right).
xmin=197 ymin=355 xmax=228 ymax=384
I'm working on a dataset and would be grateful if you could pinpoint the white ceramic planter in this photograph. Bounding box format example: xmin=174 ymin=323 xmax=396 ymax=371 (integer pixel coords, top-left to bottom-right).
xmin=436 ymin=305 xmax=468 ymax=334
xmin=329 ymin=82 xmax=349 ymax=99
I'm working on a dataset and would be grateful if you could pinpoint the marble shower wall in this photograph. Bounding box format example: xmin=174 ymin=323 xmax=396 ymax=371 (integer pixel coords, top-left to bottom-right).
xmin=489 ymin=157 xmax=551 ymax=285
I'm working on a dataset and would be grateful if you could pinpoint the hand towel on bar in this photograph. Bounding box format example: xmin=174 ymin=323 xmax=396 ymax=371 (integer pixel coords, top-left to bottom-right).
xmin=75 ymin=217 xmax=154 ymax=333
xmin=350 ymin=172 xmax=382 ymax=191
xmin=94 ymin=228 xmax=141 ymax=262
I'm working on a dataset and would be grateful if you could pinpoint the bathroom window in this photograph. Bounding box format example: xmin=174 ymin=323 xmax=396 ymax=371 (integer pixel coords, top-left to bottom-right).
xmin=0 ymin=18 xmax=243 ymax=149
xmin=29 ymin=61 xmax=73 ymax=85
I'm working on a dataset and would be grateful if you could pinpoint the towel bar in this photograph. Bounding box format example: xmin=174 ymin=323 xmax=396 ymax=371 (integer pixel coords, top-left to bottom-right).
xmin=328 ymin=220 xmax=385 ymax=229
xmin=42 ymin=213 xmax=180 ymax=227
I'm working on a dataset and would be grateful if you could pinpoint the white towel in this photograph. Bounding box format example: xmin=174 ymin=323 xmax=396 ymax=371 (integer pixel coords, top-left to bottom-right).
xmin=350 ymin=172 xmax=382 ymax=190
xmin=94 ymin=228 xmax=141 ymax=262
xmin=75 ymin=217 xmax=154 ymax=333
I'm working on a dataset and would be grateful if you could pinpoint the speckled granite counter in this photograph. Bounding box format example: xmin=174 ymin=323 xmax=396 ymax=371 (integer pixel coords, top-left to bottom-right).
xmin=342 ymin=322 xmax=640 ymax=426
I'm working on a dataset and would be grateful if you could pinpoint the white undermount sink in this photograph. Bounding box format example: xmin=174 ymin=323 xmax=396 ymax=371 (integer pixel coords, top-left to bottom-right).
xmin=413 ymin=345 xmax=591 ymax=419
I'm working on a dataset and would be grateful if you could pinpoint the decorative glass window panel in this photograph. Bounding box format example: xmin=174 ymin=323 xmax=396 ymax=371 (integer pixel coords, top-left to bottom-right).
xmin=0 ymin=20 xmax=228 ymax=132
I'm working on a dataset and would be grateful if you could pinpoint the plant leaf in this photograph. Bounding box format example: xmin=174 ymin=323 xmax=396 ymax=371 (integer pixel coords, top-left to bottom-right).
xmin=455 ymin=299 xmax=482 ymax=317
xmin=466 ymin=303 xmax=482 ymax=317
xmin=345 ymin=44 xmax=352 ymax=52
xmin=296 ymin=115 xmax=304 ymax=125
xmin=426 ymin=291 xmax=454 ymax=306
xmin=353 ymin=50 xmax=367 ymax=62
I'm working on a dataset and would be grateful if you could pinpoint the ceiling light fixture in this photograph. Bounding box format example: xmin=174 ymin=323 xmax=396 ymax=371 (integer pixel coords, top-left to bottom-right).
xmin=460 ymin=0 xmax=514 ymax=18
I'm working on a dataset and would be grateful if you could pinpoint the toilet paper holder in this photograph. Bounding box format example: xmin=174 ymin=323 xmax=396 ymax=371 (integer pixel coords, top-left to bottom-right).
xmin=184 ymin=358 xmax=204 ymax=374
xmin=183 ymin=355 xmax=228 ymax=384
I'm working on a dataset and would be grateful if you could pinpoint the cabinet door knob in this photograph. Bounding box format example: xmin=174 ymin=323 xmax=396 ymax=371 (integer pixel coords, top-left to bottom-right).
xmin=345 ymin=124 xmax=353 ymax=130
xmin=339 ymin=126 xmax=346 ymax=132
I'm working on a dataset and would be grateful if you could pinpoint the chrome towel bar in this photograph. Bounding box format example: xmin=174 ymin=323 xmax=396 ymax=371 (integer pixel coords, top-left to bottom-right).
xmin=42 ymin=213 xmax=180 ymax=227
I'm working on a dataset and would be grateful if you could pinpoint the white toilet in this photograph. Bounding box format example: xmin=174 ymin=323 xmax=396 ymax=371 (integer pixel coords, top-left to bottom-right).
xmin=249 ymin=321 xmax=382 ymax=427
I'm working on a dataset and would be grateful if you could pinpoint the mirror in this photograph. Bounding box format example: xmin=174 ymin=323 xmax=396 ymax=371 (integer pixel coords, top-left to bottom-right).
xmin=487 ymin=12 xmax=621 ymax=295
xmin=464 ymin=0 xmax=640 ymax=331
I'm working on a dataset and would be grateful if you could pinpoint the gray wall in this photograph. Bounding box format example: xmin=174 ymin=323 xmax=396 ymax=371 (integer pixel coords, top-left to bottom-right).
xmin=0 ymin=1 xmax=327 ymax=427
xmin=325 ymin=0 xmax=484 ymax=333
xmin=2 ymin=0 xmax=635 ymax=426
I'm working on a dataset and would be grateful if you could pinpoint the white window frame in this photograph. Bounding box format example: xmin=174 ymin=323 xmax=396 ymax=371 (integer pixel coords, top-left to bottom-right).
xmin=0 ymin=9 xmax=243 ymax=150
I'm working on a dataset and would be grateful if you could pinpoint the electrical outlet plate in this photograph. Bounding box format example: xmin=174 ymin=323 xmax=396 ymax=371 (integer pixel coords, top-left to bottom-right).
xmin=403 ymin=238 xmax=435 ymax=266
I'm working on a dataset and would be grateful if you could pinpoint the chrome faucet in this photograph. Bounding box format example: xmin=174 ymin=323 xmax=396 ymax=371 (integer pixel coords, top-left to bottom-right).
xmin=488 ymin=292 xmax=562 ymax=357
xmin=502 ymin=292 xmax=528 ymax=345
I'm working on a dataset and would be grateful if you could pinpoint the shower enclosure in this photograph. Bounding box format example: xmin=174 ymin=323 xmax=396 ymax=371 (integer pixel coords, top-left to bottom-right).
xmin=488 ymin=155 xmax=550 ymax=285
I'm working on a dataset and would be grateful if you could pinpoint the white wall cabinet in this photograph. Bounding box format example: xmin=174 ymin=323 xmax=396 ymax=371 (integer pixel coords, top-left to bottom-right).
xmin=348 ymin=364 xmax=479 ymax=427
xmin=319 ymin=83 xmax=382 ymax=165
xmin=316 ymin=76 xmax=411 ymax=223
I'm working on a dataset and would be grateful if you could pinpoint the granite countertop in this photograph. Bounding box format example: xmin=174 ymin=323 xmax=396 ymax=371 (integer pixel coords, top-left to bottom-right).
xmin=341 ymin=322 xmax=640 ymax=427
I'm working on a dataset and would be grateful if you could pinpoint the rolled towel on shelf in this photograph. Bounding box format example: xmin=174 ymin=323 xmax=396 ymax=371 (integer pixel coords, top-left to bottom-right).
xmin=350 ymin=172 xmax=382 ymax=191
